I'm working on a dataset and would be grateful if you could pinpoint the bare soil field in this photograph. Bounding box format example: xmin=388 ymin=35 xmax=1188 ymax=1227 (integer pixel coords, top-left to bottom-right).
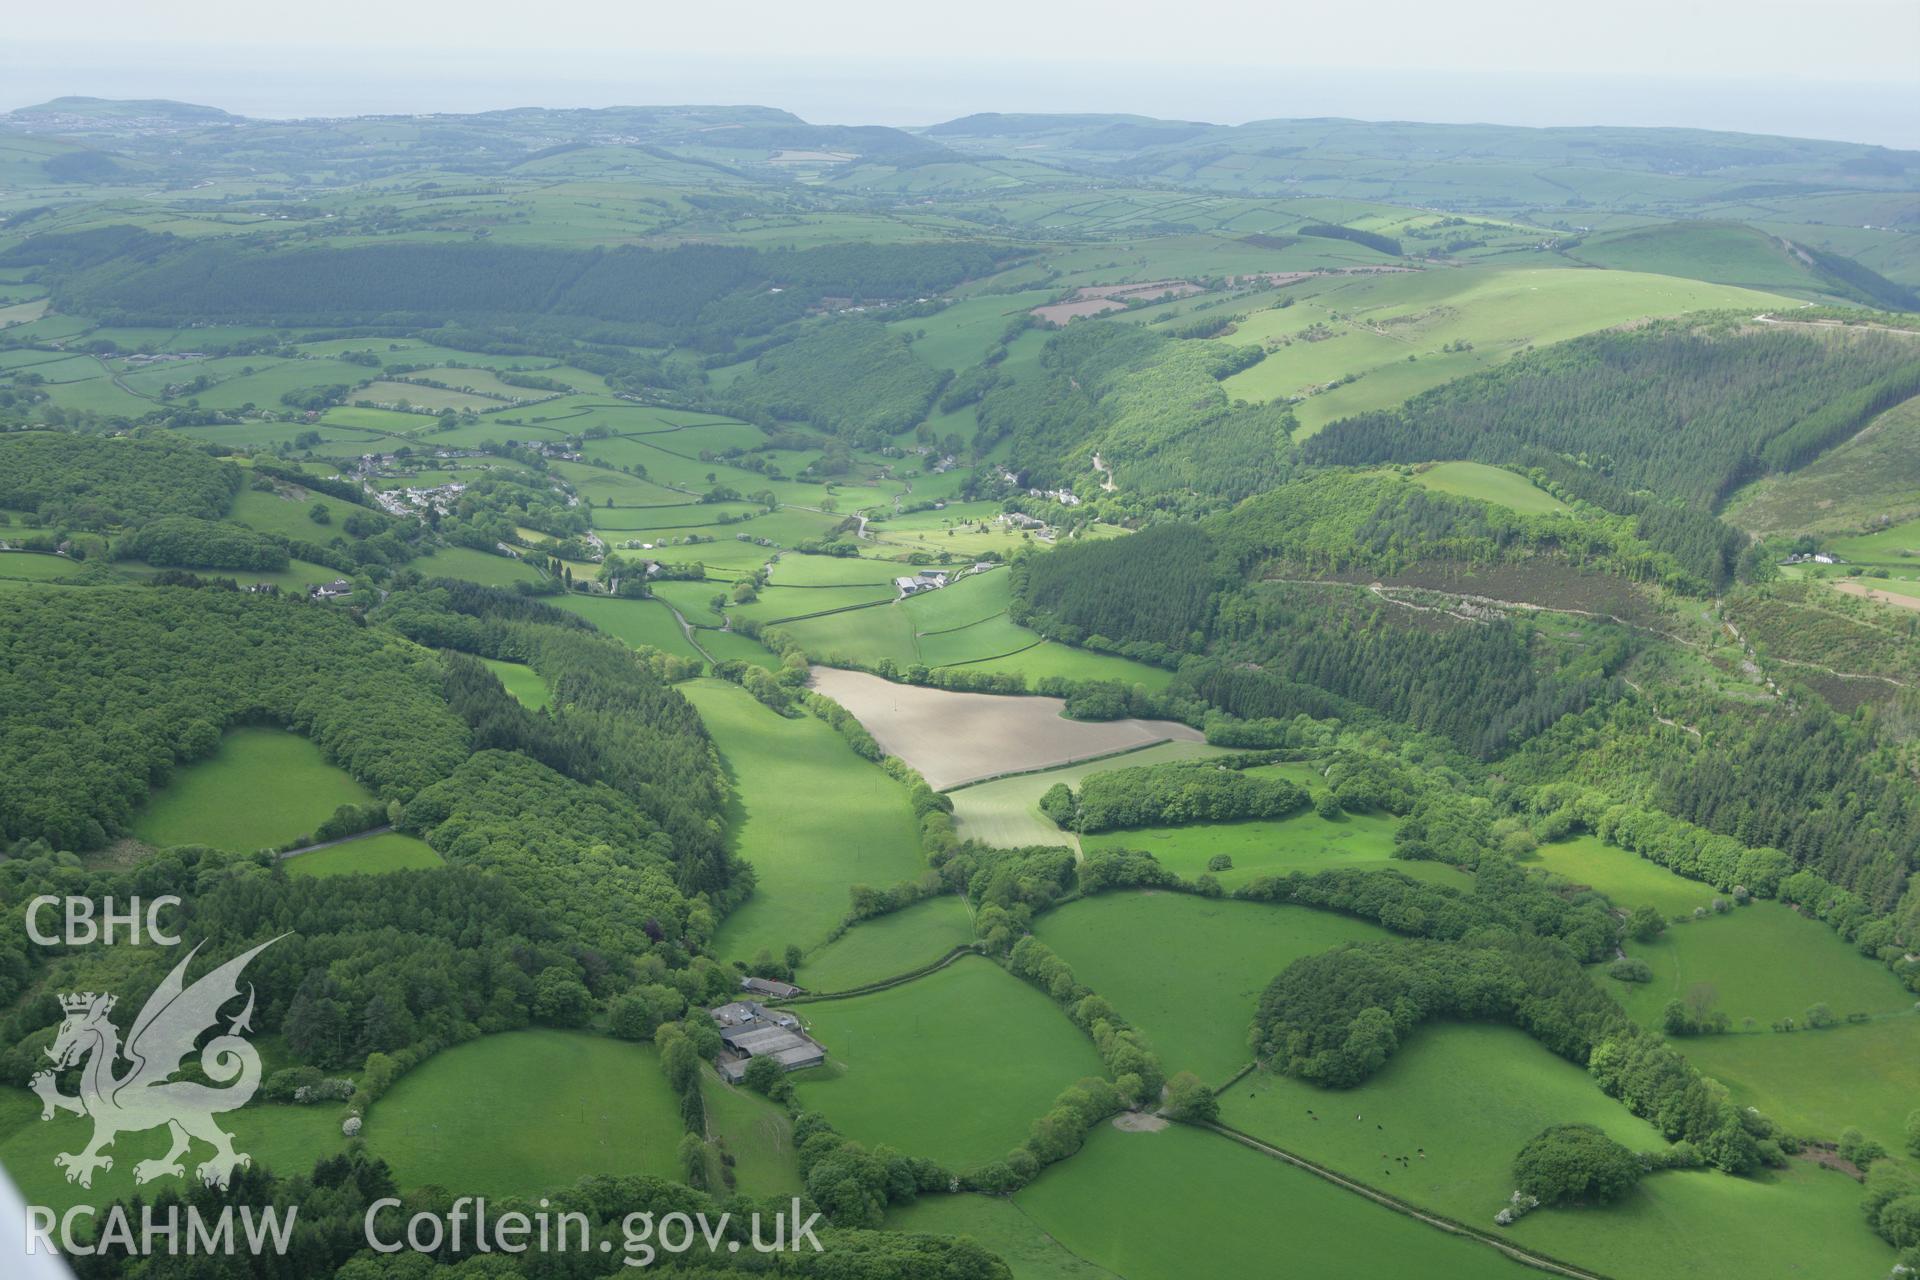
xmin=809 ymin=666 xmax=1204 ymax=789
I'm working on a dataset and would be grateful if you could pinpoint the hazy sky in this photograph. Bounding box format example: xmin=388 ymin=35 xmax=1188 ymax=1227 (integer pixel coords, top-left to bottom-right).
xmin=5 ymin=0 xmax=1918 ymax=145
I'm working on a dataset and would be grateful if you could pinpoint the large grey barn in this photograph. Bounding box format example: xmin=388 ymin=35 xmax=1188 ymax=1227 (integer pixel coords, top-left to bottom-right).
xmin=710 ymin=1000 xmax=826 ymax=1082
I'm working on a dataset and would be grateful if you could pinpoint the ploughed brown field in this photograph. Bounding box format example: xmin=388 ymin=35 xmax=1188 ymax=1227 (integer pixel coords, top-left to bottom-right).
xmin=809 ymin=666 xmax=1203 ymax=788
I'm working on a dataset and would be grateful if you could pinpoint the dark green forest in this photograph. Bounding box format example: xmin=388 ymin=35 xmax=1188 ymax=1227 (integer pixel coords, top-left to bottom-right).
xmin=1301 ymin=323 xmax=1920 ymax=506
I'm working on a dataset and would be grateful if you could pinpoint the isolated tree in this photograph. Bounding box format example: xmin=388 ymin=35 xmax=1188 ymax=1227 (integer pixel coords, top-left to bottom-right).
xmin=1163 ymin=1071 xmax=1219 ymax=1124
xmin=1626 ymin=904 xmax=1666 ymax=942
xmin=1513 ymin=1124 xmax=1642 ymax=1205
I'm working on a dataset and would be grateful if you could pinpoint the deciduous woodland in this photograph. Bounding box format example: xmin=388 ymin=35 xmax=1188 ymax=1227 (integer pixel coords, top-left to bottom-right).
xmin=0 ymin=90 xmax=1918 ymax=1280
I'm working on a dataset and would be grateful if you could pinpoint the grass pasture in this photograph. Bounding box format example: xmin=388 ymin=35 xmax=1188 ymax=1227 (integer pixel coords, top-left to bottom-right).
xmin=775 ymin=605 xmax=921 ymax=669
xmin=285 ymin=831 xmax=443 ymax=878
xmin=1218 ymin=1024 xmax=1888 ymax=1280
xmin=1612 ymin=901 xmax=1912 ymax=1030
xmin=948 ymin=740 xmax=1233 ymax=846
xmin=797 ymin=894 xmax=978 ymax=992
xmin=1223 ymin=1024 xmax=1667 ymax=1230
xmin=887 ymin=1192 xmax=1115 ymax=1279
xmin=1411 ymin=461 xmax=1568 ymax=514
xmin=0 ymin=552 xmax=85 ymax=582
xmin=412 ymin=544 xmax=542 ymax=587
xmin=1080 ymin=806 xmax=1465 ymax=891
xmin=682 ymin=679 xmax=926 ymax=962
xmin=1036 ymin=893 xmax=1387 ymax=1083
xmin=948 ymin=640 xmax=1176 ymax=689
xmin=481 ymin=657 xmax=553 ymax=709
xmin=133 ymin=727 xmax=377 ymax=851
xmin=546 ymin=594 xmax=707 ymax=665
xmin=367 ymin=1031 xmax=683 ymax=1198
xmin=1527 ymin=835 xmax=1723 ymax=918
xmin=228 ymin=487 xmax=371 ymax=541
xmin=1213 ymin=266 xmax=1790 ymax=436
xmin=1676 ymin=1014 xmax=1920 ymax=1157
xmin=790 ymin=956 xmax=1103 ymax=1170
xmin=702 ymin=1072 xmax=803 ymax=1197
xmin=728 ymin=584 xmax=896 ymax=626
xmin=1010 ymin=1123 xmax=1535 ymax=1280
xmin=765 ymin=554 xmax=906 ymax=587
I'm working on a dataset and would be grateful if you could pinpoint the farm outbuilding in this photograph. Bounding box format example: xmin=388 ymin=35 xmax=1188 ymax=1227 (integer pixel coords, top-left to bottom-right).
xmin=710 ymin=999 xmax=826 ymax=1082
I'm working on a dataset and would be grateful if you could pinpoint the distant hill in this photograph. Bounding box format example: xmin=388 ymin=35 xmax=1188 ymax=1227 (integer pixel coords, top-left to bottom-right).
xmin=5 ymin=96 xmax=239 ymax=125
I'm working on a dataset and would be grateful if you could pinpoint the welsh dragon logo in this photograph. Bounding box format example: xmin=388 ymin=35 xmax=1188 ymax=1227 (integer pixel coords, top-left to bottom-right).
xmin=31 ymin=936 xmax=282 ymax=1190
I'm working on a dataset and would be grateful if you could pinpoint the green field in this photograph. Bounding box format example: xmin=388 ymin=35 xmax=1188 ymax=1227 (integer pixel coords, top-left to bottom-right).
xmin=1676 ymin=1014 xmax=1920 ymax=1157
xmin=1214 ymin=266 xmax=1791 ymax=435
xmin=285 ymin=830 xmax=444 ymax=878
xmin=133 ymin=727 xmax=377 ymax=851
xmin=1411 ymin=461 xmax=1569 ymax=514
xmin=0 ymin=1089 xmax=343 ymax=1217
xmin=702 ymin=1069 xmax=804 ymax=1198
xmin=1009 ymin=1123 xmax=1535 ymax=1280
xmin=948 ymin=740 xmax=1233 ymax=846
xmin=228 ymin=487 xmax=371 ymax=541
xmin=952 ymin=640 xmax=1176 ymax=689
xmin=0 ymin=551 xmax=84 ymax=581
xmin=367 ymin=1031 xmax=682 ymax=1198
xmin=887 ymin=290 xmax=1055 ymax=370
xmin=1527 ymin=835 xmax=1726 ymax=918
xmin=764 ymin=556 xmax=905 ymax=587
xmin=1612 ymin=901 xmax=1912 ymax=1029
xmin=1223 ymin=1024 xmax=1667 ymax=1226
xmin=683 ymin=679 xmax=927 ymax=961
xmin=412 ymin=544 xmax=543 ymax=587
xmin=1725 ymin=396 xmax=1920 ymax=538
xmin=1218 ymin=1024 xmax=1890 ymax=1280
xmin=797 ymin=894 xmax=978 ymax=992
xmin=545 ymin=594 xmax=707 ymax=665
xmin=1081 ymin=807 xmax=1466 ymax=890
xmin=1824 ymin=514 xmax=1920 ymax=569
xmin=728 ymin=584 xmax=897 ymax=626
xmin=481 ymin=657 xmax=553 ymax=710
xmin=775 ymin=605 xmax=921 ymax=668
xmin=1036 ymin=893 xmax=1388 ymax=1083
xmin=887 ymin=1192 xmax=1116 ymax=1280
xmin=790 ymin=956 xmax=1104 ymax=1170
xmin=1566 ymin=222 xmax=1834 ymax=296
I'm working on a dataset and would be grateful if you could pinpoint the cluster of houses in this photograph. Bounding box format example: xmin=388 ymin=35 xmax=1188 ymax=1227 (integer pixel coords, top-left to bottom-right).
xmin=1781 ymin=552 xmax=1838 ymax=566
xmin=710 ymin=979 xmax=827 ymax=1084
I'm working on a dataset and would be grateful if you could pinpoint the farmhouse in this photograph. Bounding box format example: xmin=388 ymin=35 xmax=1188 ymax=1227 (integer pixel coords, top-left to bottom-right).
xmin=895 ymin=575 xmax=931 ymax=597
xmin=740 ymin=975 xmax=803 ymax=999
xmin=310 ymin=579 xmax=353 ymax=600
xmin=710 ymin=1000 xmax=826 ymax=1082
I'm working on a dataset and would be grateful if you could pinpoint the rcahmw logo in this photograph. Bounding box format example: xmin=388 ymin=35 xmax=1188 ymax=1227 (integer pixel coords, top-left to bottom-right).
xmin=32 ymin=936 xmax=282 ymax=1190
xmin=25 ymin=895 xmax=182 ymax=946
xmin=27 ymin=1203 xmax=298 ymax=1259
